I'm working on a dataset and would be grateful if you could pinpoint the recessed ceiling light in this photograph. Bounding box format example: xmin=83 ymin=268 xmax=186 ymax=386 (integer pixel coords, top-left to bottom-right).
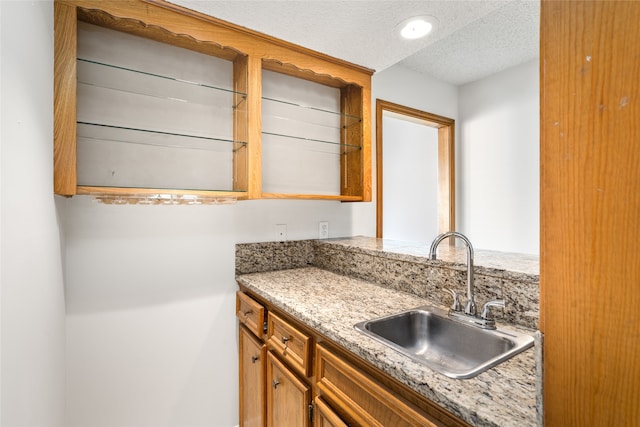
xmin=398 ymin=16 xmax=435 ymax=40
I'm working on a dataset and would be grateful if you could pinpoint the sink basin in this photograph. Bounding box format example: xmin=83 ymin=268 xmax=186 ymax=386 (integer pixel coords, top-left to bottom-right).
xmin=354 ymin=305 xmax=534 ymax=379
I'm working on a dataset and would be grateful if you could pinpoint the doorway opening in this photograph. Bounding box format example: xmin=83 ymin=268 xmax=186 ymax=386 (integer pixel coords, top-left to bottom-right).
xmin=376 ymin=99 xmax=455 ymax=241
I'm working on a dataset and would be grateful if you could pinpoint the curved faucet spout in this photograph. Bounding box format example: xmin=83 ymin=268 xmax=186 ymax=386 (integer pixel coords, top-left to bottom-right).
xmin=429 ymin=231 xmax=476 ymax=316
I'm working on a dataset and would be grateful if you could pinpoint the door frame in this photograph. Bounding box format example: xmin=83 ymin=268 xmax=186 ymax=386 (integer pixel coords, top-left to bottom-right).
xmin=375 ymin=99 xmax=455 ymax=238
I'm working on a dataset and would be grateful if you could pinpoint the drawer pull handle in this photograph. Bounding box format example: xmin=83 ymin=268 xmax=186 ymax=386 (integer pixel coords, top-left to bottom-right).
xmin=272 ymin=380 xmax=280 ymax=389
xmin=281 ymin=336 xmax=290 ymax=344
xmin=242 ymin=310 xmax=253 ymax=317
xmin=251 ymin=355 xmax=259 ymax=363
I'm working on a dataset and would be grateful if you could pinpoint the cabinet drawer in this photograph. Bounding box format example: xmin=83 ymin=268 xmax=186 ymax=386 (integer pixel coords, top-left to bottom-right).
xmin=267 ymin=312 xmax=312 ymax=377
xmin=236 ymin=291 xmax=265 ymax=337
xmin=314 ymin=397 xmax=348 ymax=427
xmin=316 ymin=343 xmax=440 ymax=427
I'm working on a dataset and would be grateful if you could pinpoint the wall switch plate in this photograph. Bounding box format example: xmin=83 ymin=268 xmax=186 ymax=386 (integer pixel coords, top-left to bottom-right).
xmin=276 ymin=224 xmax=287 ymax=241
xmin=319 ymin=221 xmax=329 ymax=239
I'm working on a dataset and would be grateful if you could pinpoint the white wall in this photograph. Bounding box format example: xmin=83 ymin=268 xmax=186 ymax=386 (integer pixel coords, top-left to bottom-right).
xmin=458 ymin=59 xmax=540 ymax=254
xmin=64 ymin=197 xmax=355 ymax=427
xmin=382 ymin=115 xmax=439 ymax=242
xmin=64 ymin=15 xmax=360 ymax=427
xmin=1 ymin=1 xmax=66 ymax=426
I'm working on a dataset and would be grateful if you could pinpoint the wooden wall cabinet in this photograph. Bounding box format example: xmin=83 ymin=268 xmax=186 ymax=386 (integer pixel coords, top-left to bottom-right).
xmin=54 ymin=0 xmax=372 ymax=202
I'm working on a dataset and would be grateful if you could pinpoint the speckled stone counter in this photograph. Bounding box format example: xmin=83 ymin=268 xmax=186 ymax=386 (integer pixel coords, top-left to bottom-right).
xmin=237 ymin=267 xmax=538 ymax=427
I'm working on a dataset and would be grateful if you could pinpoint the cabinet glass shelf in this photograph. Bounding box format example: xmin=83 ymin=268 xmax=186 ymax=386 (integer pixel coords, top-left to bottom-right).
xmin=77 ymin=122 xmax=246 ymax=191
xmin=262 ymin=96 xmax=360 ymax=127
xmin=261 ymin=96 xmax=361 ymax=149
xmin=77 ymin=121 xmax=246 ymax=151
xmin=77 ymin=58 xmax=246 ymax=109
xmin=261 ymin=131 xmax=361 ymax=154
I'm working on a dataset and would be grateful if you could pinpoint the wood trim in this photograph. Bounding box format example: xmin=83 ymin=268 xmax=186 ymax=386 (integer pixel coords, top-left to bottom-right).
xmin=246 ymin=55 xmax=263 ymax=199
xmin=375 ymin=99 xmax=455 ymax=238
xmin=260 ymin=193 xmax=363 ymax=202
xmin=233 ymin=55 xmax=249 ymax=192
xmin=57 ymin=0 xmax=373 ymax=86
xmin=144 ymin=0 xmax=375 ymax=76
xmin=540 ymin=1 xmax=640 ymax=425
xmin=313 ymin=397 xmax=348 ymax=427
xmin=76 ymin=186 xmax=248 ymax=199
xmin=437 ymin=125 xmax=455 ymax=233
xmin=53 ymin=2 xmax=78 ymax=195
xmin=76 ymin=6 xmax=240 ymax=61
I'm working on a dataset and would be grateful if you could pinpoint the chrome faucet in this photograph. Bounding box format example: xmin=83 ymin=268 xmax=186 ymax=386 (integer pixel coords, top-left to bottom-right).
xmin=429 ymin=231 xmax=477 ymax=316
xmin=430 ymin=231 xmax=505 ymax=329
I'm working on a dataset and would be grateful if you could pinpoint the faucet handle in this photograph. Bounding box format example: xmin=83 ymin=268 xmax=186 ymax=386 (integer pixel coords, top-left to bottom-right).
xmin=480 ymin=299 xmax=505 ymax=320
xmin=444 ymin=288 xmax=462 ymax=312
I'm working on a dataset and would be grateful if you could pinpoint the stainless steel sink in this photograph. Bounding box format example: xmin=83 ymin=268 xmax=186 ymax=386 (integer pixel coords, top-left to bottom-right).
xmin=354 ymin=305 xmax=534 ymax=379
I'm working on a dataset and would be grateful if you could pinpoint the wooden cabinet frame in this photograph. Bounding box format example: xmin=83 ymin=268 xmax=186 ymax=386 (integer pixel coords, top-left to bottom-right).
xmin=54 ymin=0 xmax=373 ymax=201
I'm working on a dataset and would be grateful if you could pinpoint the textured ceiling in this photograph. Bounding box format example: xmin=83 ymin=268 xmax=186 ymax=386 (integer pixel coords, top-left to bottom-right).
xmin=168 ymin=0 xmax=540 ymax=86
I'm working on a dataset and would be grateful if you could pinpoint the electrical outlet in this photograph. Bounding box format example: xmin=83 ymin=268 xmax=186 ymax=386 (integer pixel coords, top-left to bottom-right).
xmin=276 ymin=224 xmax=287 ymax=241
xmin=319 ymin=221 xmax=329 ymax=239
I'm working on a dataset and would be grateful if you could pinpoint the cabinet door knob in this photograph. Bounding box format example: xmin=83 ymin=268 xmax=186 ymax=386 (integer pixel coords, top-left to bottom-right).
xmin=281 ymin=336 xmax=290 ymax=344
xmin=251 ymin=355 xmax=259 ymax=363
xmin=272 ymin=380 xmax=280 ymax=389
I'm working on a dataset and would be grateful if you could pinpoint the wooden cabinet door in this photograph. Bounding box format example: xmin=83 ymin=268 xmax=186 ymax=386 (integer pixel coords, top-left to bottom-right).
xmin=266 ymin=351 xmax=311 ymax=427
xmin=239 ymin=325 xmax=266 ymax=427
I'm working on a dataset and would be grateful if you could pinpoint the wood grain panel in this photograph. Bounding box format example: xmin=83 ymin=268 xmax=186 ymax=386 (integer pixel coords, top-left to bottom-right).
xmin=58 ymin=0 xmax=373 ymax=86
xmin=54 ymin=2 xmax=78 ymax=195
xmin=316 ymin=343 xmax=440 ymax=427
xmin=239 ymin=325 xmax=266 ymax=427
xmin=267 ymin=312 xmax=312 ymax=378
xmin=540 ymin=1 xmax=640 ymax=425
xmin=266 ymin=351 xmax=311 ymax=427
xmin=341 ymin=85 xmax=364 ymax=198
xmin=314 ymin=397 xmax=348 ymax=427
xmin=233 ymin=55 xmax=249 ymax=192
xmin=236 ymin=291 xmax=266 ymax=338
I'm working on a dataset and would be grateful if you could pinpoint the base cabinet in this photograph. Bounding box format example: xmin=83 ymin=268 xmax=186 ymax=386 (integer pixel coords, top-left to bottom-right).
xmin=237 ymin=289 xmax=468 ymax=427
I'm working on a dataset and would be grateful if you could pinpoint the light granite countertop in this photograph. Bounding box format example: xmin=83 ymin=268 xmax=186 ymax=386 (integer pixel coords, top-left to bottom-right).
xmin=237 ymin=266 xmax=538 ymax=427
